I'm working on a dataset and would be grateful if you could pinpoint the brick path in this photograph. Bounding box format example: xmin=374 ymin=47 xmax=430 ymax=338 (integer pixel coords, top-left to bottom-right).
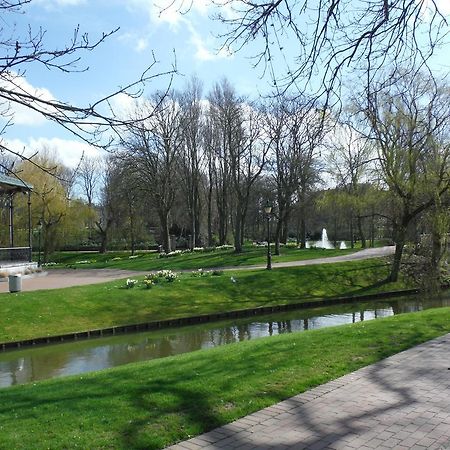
xmin=167 ymin=333 xmax=450 ymax=450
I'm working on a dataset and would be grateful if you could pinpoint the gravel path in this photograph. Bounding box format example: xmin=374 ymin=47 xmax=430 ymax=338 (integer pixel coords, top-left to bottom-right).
xmin=0 ymin=246 xmax=395 ymax=293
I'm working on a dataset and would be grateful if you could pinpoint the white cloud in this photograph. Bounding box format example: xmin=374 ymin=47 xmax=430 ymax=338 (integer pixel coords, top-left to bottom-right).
xmin=132 ymin=0 xmax=213 ymax=27
xmin=34 ymin=0 xmax=86 ymax=7
xmin=433 ymin=0 xmax=450 ymax=15
xmin=136 ymin=38 xmax=149 ymax=52
xmin=129 ymin=0 xmax=233 ymax=60
xmin=188 ymin=22 xmax=233 ymax=61
xmin=6 ymin=137 xmax=104 ymax=169
xmin=0 ymin=73 xmax=56 ymax=127
xmin=109 ymin=92 xmax=138 ymax=118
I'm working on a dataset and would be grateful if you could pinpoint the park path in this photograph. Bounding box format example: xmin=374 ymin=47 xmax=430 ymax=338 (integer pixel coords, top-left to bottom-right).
xmin=167 ymin=332 xmax=450 ymax=450
xmin=0 ymin=246 xmax=395 ymax=293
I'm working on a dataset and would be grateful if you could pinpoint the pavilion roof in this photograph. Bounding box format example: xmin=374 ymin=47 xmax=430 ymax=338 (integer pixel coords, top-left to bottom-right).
xmin=0 ymin=173 xmax=33 ymax=193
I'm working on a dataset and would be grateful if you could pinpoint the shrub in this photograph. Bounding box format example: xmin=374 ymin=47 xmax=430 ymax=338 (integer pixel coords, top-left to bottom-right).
xmin=142 ymin=279 xmax=154 ymax=289
xmin=145 ymin=270 xmax=178 ymax=283
xmin=125 ymin=279 xmax=138 ymax=289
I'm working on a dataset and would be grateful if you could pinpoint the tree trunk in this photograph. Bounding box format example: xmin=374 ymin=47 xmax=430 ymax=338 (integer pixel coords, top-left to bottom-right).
xmin=357 ymin=216 xmax=366 ymax=248
xmin=274 ymin=219 xmax=281 ymax=255
xmin=207 ymin=183 xmax=213 ymax=247
xmin=429 ymin=225 xmax=444 ymax=291
xmin=300 ymin=217 xmax=306 ymax=249
xmin=129 ymin=203 xmax=135 ymax=255
xmin=233 ymin=202 xmax=243 ymax=253
xmin=349 ymin=217 xmax=354 ymax=249
xmin=99 ymin=231 xmax=108 ymax=254
xmin=159 ymin=210 xmax=171 ymax=253
xmin=370 ymin=210 xmax=375 ymax=248
xmin=389 ymin=225 xmax=406 ymax=282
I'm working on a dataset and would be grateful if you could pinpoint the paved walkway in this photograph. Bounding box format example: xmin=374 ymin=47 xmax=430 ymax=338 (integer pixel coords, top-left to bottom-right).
xmin=0 ymin=269 xmax=147 ymax=293
xmin=220 ymin=246 xmax=395 ymax=271
xmin=167 ymin=333 xmax=450 ymax=450
xmin=0 ymin=246 xmax=395 ymax=293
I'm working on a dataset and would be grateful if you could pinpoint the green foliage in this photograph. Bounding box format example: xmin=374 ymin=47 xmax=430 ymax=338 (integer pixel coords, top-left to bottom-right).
xmin=0 ymin=308 xmax=448 ymax=449
xmin=0 ymin=259 xmax=408 ymax=343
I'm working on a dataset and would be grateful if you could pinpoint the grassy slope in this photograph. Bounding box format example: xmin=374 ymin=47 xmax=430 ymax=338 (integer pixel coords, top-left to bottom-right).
xmin=45 ymin=247 xmax=358 ymax=270
xmin=0 ymin=308 xmax=449 ymax=449
xmin=0 ymin=259 xmax=407 ymax=342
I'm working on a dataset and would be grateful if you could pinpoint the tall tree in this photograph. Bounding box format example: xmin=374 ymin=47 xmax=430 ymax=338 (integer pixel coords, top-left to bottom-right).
xmin=264 ymin=95 xmax=324 ymax=254
xmin=123 ymin=92 xmax=182 ymax=253
xmin=17 ymin=149 xmax=69 ymax=261
xmin=206 ymin=79 xmax=239 ymax=245
xmin=179 ymin=77 xmax=205 ymax=249
xmin=362 ymin=71 xmax=450 ymax=281
xmin=326 ymin=122 xmax=375 ymax=248
xmin=229 ymin=102 xmax=268 ymax=252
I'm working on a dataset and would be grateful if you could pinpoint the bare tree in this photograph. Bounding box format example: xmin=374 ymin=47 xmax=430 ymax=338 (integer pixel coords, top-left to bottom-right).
xmin=94 ymin=156 xmax=124 ymax=253
xmin=212 ymin=0 xmax=448 ymax=106
xmin=264 ymin=95 xmax=324 ymax=253
xmin=326 ymin=122 xmax=375 ymax=248
xmin=206 ymin=79 xmax=237 ymax=246
xmin=229 ymin=102 xmax=268 ymax=252
xmin=123 ymin=92 xmax=183 ymax=253
xmin=77 ymin=156 xmax=101 ymax=207
xmin=0 ymin=0 xmax=176 ymax=171
xmin=179 ymin=77 xmax=205 ymax=249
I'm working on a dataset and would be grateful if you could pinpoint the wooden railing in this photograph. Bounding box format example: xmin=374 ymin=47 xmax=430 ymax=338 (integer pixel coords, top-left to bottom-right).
xmin=0 ymin=247 xmax=32 ymax=263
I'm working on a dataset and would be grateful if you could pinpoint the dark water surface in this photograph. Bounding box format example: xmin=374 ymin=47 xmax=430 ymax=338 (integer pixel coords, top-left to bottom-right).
xmin=1 ymin=292 xmax=449 ymax=388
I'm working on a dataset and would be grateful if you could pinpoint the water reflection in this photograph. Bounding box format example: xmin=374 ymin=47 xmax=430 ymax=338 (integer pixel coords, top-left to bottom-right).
xmin=0 ymin=293 xmax=449 ymax=388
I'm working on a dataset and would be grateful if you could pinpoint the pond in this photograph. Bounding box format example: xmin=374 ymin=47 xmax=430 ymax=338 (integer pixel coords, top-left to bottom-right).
xmin=0 ymin=292 xmax=449 ymax=388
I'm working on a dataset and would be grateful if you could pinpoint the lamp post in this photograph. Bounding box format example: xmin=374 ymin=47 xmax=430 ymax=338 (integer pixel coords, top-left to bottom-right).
xmin=37 ymin=218 xmax=43 ymax=268
xmin=264 ymin=201 xmax=272 ymax=270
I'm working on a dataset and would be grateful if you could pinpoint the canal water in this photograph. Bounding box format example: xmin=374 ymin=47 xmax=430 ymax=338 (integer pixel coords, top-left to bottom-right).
xmin=1 ymin=293 xmax=449 ymax=388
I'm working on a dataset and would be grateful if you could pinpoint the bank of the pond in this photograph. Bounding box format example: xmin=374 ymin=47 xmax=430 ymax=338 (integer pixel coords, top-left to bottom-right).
xmin=1 ymin=308 xmax=449 ymax=450
xmin=0 ymin=259 xmax=409 ymax=343
xmin=0 ymin=287 xmax=421 ymax=350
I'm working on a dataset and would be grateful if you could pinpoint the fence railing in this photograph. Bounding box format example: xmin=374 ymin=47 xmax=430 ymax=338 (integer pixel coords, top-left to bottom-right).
xmin=0 ymin=247 xmax=32 ymax=264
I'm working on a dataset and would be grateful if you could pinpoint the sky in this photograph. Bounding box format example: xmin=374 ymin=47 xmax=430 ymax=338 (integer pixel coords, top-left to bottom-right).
xmin=3 ymin=0 xmax=450 ymax=169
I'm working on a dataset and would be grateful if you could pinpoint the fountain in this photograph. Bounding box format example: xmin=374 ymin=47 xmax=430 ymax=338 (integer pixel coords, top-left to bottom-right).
xmin=340 ymin=241 xmax=347 ymax=250
xmin=316 ymin=228 xmax=334 ymax=249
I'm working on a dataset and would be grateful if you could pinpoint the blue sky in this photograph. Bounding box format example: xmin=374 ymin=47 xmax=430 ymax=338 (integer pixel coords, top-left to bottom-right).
xmin=5 ymin=0 xmax=269 ymax=166
xmin=4 ymin=0 xmax=450 ymax=168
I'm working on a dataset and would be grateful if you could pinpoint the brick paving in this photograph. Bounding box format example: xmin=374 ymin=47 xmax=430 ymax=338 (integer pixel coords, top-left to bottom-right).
xmin=167 ymin=333 xmax=450 ymax=450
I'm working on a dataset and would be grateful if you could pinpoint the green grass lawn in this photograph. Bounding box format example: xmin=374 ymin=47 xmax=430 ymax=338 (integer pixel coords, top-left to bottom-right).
xmin=0 ymin=259 xmax=408 ymax=343
xmin=44 ymin=246 xmax=358 ymax=270
xmin=0 ymin=307 xmax=449 ymax=449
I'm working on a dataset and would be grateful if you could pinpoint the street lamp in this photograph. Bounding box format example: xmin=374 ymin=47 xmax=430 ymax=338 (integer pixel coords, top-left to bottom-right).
xmin=37 ymin=218 xmax=43 ymax=267
xmin=264 ymin=201 xmax=272 ymax=270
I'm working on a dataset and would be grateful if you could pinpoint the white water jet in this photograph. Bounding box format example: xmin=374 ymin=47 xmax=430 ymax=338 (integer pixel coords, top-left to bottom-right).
xmin=316 ymin=228 xmax=334 ymax=249
xmin=340 ymin=241 xmax=347 ymax=250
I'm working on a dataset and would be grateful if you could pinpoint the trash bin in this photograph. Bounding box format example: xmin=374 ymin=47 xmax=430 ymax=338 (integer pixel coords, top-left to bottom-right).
xmin=8 ymin=274 xmax=22 ymax=293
